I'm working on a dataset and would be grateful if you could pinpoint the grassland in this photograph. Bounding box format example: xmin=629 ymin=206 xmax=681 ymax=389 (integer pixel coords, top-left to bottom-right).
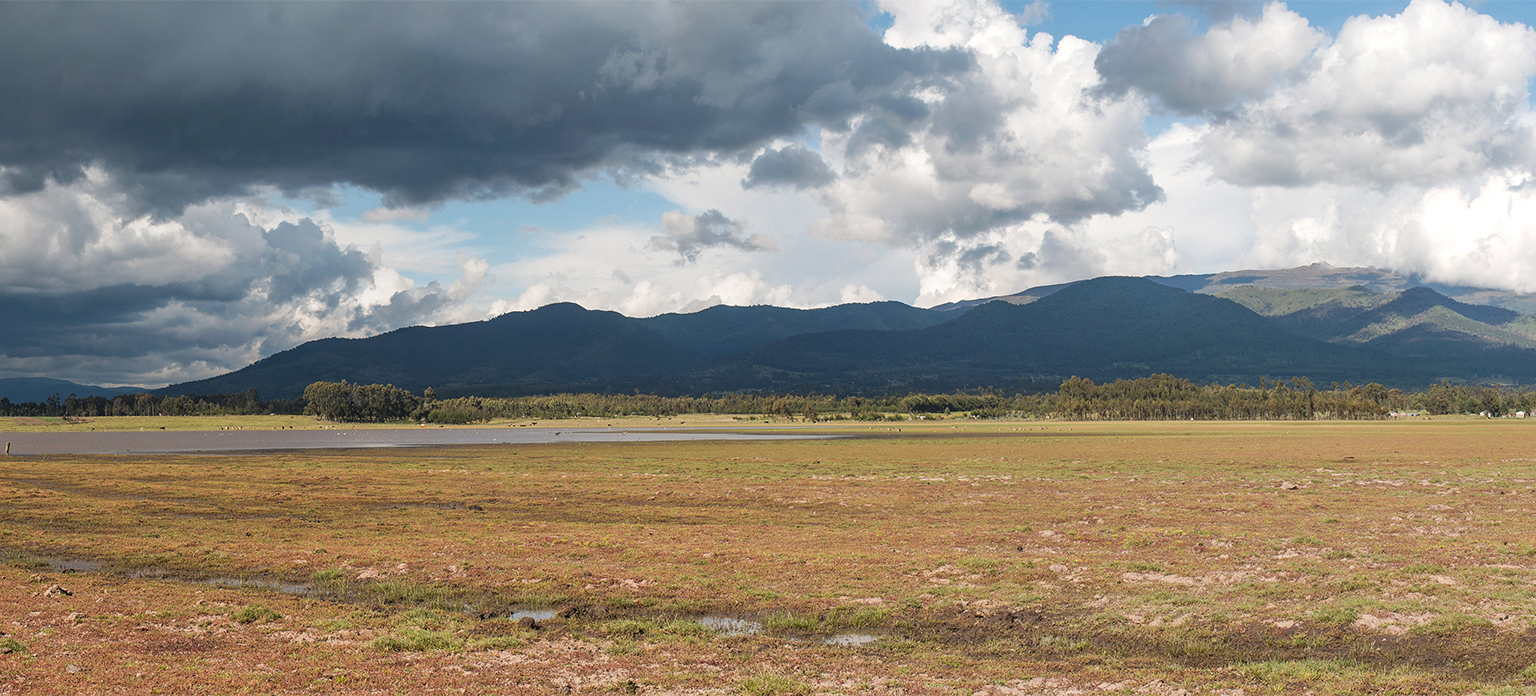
xmin=5 ymin=419 xmax=1536 ymax=694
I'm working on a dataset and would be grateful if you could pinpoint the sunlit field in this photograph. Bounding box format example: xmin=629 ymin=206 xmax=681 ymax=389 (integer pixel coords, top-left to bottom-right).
xmin=5 ymin=419 xmax=1536 ymax=694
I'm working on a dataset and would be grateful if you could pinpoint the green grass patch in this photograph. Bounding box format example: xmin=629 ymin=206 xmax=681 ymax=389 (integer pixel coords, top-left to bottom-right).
xmin=310 ymin=568 xmax=347 ymax=582
xmin=369 ymin=579 xmax=451 ymax=608
xmin=1311 ymin=605 xmax=1360 ymax=627
xmin=607 ymin=638 xmax=640 ymax=656
xmin=739 ymin=672 xmax=810 ymax=696
xmin=763 ymin=607 xmax=886 ymax=634
xmin=601 ymin=619 xmax=652 ymax=637
xmin=371 ymin=627 xmax=457 ymax=652
xmin=661 ymin=619 xmax=712 ymax=637
xmin=955 ymin=556 xmax=1001 ymax=572
xmin=1040 ymin=635 xmax=1090 ymax=652
xmin=0 ymin=638 xmax=25 ymax=654
xmin=232 ymin=605 xmax=282 ymax=624
xmin=1413 ymin=613 xmax=1491 ymax=636
xmin=1239 ymin=658 xmax=1364 ymax=682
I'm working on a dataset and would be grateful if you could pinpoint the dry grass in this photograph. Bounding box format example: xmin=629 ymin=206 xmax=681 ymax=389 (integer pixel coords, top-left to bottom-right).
xmin=3 ymin=418 xmax=1536 ymax=694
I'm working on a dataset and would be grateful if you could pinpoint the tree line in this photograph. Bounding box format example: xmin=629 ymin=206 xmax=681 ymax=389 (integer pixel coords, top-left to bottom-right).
xmin=4 ymin=375 xmax=1535 ymax=422
xmin=0 ymin=389 xmax=303 ymax=418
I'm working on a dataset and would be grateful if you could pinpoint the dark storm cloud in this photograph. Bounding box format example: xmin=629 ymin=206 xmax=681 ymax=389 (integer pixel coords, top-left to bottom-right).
xmin=741 ymin=145 xmax=838 ymax=190
xmin=0 ymin=213 xmax=463 ymax=386
xmin=0 ymin=1 xmax=964 ymax=216
xmin=261 ymin=220 xmax=374 ymax=305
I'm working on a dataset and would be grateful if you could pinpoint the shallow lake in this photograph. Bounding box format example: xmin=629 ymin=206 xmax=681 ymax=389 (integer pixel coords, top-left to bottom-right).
xmin=0 ymin=426 xmax=833 ymax=455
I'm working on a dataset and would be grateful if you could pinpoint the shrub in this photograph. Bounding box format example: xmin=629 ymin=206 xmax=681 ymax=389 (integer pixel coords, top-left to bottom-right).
xmin=426 ymin=408 xmax=476 ymax=424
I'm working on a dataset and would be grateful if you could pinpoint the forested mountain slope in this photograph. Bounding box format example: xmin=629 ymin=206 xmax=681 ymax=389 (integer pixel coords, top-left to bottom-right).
xmin=161 ymin=276 xmax=1536 ymax=400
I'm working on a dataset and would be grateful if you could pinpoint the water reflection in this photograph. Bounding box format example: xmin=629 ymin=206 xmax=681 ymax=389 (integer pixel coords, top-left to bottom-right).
xmin=823 ymin=633 xmax=878 ymax=646
xmin=2 ymin=427 xmax=836 ymax=455
xmin=697 ymin=616 xmax=762 ymax=636
xmin=696 ymin=615 xmax=881 ymax=646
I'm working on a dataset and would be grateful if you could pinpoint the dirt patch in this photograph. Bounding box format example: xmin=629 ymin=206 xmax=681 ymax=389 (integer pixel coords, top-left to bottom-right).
xmin=136 ymin=635 xmax=228 ymax=654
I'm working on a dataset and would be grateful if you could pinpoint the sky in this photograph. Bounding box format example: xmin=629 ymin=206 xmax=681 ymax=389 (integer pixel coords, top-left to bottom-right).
xmin=3 ymin=0 xmax=1536 ymax=388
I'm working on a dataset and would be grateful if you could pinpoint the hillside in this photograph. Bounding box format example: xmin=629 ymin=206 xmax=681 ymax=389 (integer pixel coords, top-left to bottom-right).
xmin=636 ymin=301 xmax=951 ymax=360
xmin=166 ymin=303 xmax=706 ymax=399
xmin=151 ymin=274 xmax=1536 ymax=400
xmin=939 ymin=263 xmax=1536 ymax=315
xmin=1215 ymin=285 xmax=1536 ymax=370
xmin=698 ymin=277 xmax=1414 ymax=392
xmin=165 ymin=301 xmax=958 ymax=399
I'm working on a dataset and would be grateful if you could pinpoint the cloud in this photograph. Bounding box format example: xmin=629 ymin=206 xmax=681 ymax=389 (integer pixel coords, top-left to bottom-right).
xmin=1241 ymin=173 xmax=1536 ymax=293
xmin=361 ymin=207 xmax=432 ymax=224
xmin=839 ymin=284 xmax=888 ymax=303
xmin=1163 ymin=0 xmax=1266 ymax=24
xmin=910 ymin=220 xmax=1181 ymax=307
xmin=1069 ymin=0 xmax=1536 ymax=302
xmin=741 ymin=145 xmax=838 ymax=190
xmin=812 ymin=0 xmax=1162 ymax=250
xmin=1095 ymin=3 xmax=1324 ymax=115
xmin=0 ymin=2 xmax=962 ymax=216
xmin=0 ymin=173 xmax=488 ymax=387
xmin=1197 ymin=0 xmax=1536 ymax=188
xmin=646 ymin=209 xmax=776 ymax=264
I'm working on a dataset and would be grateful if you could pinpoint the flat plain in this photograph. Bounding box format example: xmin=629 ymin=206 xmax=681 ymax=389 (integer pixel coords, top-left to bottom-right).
xmin=4 ymin=418 xmax=1536 ymax=695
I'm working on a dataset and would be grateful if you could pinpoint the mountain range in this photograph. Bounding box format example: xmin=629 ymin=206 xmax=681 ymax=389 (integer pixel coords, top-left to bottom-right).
xmin=0 ymin=377 xmax=141 ymax=404
xmin=162 ymin=301 xmax=954 ymax=399
xmin=9 ymin=263 xmax=1536 ymax=402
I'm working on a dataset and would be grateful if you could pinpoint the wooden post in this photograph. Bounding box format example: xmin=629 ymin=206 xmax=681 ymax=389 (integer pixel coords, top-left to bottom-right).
xmin=5 ymin=442 xmax=9 ymax=455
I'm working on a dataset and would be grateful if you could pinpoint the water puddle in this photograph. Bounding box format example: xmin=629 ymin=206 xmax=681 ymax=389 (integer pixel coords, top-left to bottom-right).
xmin=698 ymin=616 xmax=762 ymax=636
xmin=1 ymin=427 xmax=839 ymax=455
xmin=194 ymin=577 xmax=313 ymax=595
xmin=696 ymin=615 xmax=882 ymax=646
xmin=49 ymin=558 xmax=102 ymax=573
xmin=4 ymin=550 xmax=883 ymax=645
xmin=3 ymin=550 xmax=312 ymax=594
xmin=0 ymin=551 xmax=101 ymax=573
xmin=823 ymin=633 xmax=879 ymax=646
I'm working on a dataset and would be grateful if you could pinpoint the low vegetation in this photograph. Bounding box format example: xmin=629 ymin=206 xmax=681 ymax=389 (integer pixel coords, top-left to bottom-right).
xmin=5 ymin=419 xmax=1536 ymax=693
